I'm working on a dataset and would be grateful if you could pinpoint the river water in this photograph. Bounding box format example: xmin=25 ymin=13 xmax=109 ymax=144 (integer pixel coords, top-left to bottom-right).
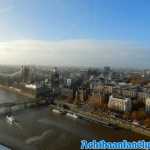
xmin=0 ymin=89 xmax=30 ymax=104
xmin=0 ymin=89 xmax=149 ymax=150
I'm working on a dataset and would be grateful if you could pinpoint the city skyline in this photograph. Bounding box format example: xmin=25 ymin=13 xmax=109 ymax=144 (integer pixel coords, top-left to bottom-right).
xmin=0 ymin=0 xmax=150 ymax=68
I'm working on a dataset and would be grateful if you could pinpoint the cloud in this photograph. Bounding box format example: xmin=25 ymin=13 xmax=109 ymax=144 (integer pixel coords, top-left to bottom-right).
xmin=0 ymin=39 xmax=149 ymax=68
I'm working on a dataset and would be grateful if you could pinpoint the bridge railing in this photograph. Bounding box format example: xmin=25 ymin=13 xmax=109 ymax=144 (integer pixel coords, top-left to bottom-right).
xmin=0 ymin=100 xmax=47 ymax=115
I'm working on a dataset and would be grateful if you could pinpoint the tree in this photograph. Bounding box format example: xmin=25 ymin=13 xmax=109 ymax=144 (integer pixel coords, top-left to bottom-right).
xmin=88 ymin=96 xmax=100 ymax=111
xmin=131 ymin=111 xmax=146 ymax=121
xmin=131 ymin=111 xmax=138 ymax=120
xmin=102 ymin=103 xmax=108 ymax=111
xmin=123 ymin=112 xmax=130 ymax=120
xmin=137 ymin=111 xmax=146 ymax=120
xmin=144 ymin=118 xmax=150 ymax=128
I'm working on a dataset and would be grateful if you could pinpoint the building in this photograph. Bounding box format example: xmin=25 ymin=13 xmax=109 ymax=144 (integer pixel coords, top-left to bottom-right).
xmin=104 ymin=66 xmax=111 ymax=74
xmin=145 ymin=97 xmax=150 ymax=112
xmin=35 ymin=80 xmax=52 ymax=99
xmin=103 ymin=66 xmax=112 ymax=84
xmin=66 ymin=78 xmax=72 ymax=88
xmin=108 ymin=95 xmax=132 ymax=112
xmin=95 ymin=84 xmax=113 ymax=94
xmin=50 ymin=67 xmax=61 ymax=96
xmin=90 ymin=92 xmax=107 ymax=105
xmin=144 ymin=70 xmax=150 ymax=80
xmin=92 ymin=86 xmax=110 ymax=104
xmin=25 ymin=84 xmax=37 ymax=90
xmin=138 ymin=92 xmax=148 ymax=102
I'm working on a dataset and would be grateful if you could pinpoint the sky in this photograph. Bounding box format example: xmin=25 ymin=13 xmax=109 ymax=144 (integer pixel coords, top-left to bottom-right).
xmin=0 ymin=0 xmax=150 ymax=68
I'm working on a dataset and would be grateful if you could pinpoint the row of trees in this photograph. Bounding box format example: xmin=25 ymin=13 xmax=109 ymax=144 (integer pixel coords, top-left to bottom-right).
xmin=87 ymin=96 xmax=150 ymax=128
xmin=123 ymin=111 xmax=150 ymax=128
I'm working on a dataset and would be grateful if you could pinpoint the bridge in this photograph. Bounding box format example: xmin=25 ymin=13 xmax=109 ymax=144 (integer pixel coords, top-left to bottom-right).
xmin=0 ymin=67 xmax=23 ymax=78
xmin=0 ymin=99 xmax=47 ymax=115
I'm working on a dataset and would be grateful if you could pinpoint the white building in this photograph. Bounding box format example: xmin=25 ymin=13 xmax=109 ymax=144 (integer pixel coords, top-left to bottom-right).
xmin=25 ymin=84 xmax=37 ymax=90
xmin=66 ymin=78 xmax=72 ymax=88
xmin=145 ymin=97 xmax=150 ymax=112
xmin=108 ymin=95 xmax=132 ymax=112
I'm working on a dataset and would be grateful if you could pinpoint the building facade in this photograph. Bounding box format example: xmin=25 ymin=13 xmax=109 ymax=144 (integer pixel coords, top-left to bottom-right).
xmin=108 ymin=95 xmax=132 ymax=112
xmin=145 ymin=97 xmax=150 ymax=112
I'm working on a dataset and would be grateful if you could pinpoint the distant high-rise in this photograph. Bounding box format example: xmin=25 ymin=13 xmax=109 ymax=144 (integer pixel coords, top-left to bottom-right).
xmin=103 ymin=66 xmax=112 ymax=84
xmin=104 ymin=66 xmax=111 ymax=74
xmin=51 ymin=67 xmax=60 ymax=88
xmin=144 ymin=70 xmax=150 ymax=80
xmin=21 ymin=66 xmax=30 ymax=82
xmin=145 ymin=97 xmax=150 ymax=112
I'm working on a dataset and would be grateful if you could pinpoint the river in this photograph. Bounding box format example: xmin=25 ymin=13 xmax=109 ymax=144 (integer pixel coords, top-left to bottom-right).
xmin=0 ymin=89 xmax=149 ymax=150
xmin=0 ymin=89 xmax=31 ymax=104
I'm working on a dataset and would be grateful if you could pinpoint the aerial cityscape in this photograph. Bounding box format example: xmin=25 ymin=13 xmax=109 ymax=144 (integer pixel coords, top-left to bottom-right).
xmin=0 ymin=0 xmax=150 ymax=150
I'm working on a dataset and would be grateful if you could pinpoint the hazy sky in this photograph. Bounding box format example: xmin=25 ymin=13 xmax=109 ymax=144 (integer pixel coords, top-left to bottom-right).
xmin=0 ymin=0 xmax=150 ymax=68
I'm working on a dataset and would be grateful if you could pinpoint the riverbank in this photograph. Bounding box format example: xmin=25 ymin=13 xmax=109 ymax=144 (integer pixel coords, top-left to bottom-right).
xmin=0 ymin=84 xmax=35 ymax=99
xmin=50 ymin=101 xmax=150 ymax=138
